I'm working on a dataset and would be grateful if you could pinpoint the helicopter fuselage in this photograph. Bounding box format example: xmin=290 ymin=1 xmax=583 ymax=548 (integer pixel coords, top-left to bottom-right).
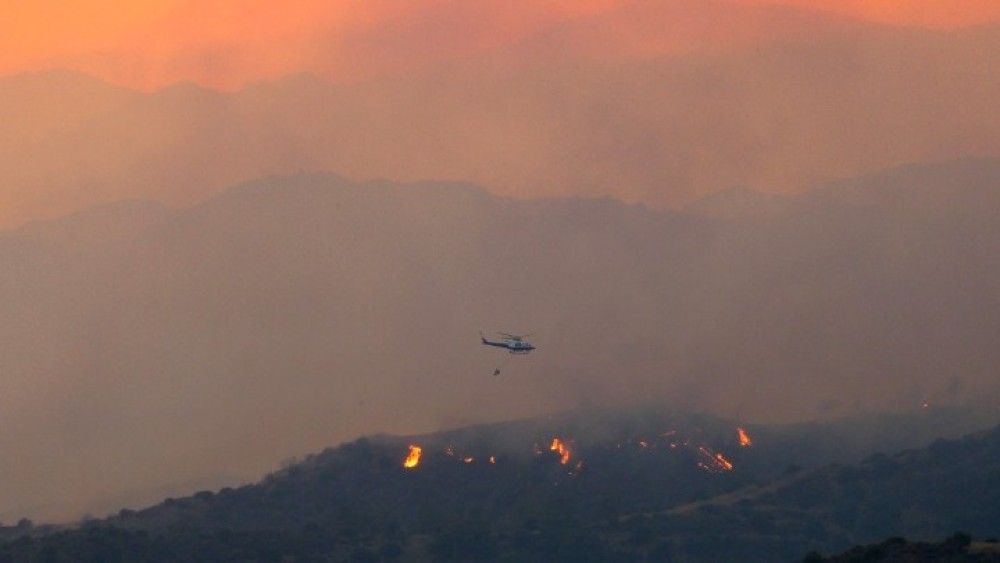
xmin=482 ymin=336 xmax=535 ymax=354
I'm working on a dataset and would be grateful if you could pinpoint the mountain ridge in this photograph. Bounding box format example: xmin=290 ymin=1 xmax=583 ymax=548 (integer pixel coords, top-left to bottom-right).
xmin=1 ymin=409 xmax=996 ymax=562
xmin=0 ymin=20 xmax=996 ymax=226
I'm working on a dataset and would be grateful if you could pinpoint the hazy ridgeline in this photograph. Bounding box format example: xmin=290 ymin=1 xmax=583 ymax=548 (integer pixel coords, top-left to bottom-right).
xmin=0 ymin=19 xmax=997 ymax=227
xmin=0 ymin=159 xmax=997 ymax=521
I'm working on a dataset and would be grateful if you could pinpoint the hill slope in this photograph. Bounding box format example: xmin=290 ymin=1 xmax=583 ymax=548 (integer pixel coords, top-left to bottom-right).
xmin=807 ymin=534 xmax=1000 ymax=563
xmin=1 ymin=414 xmax=996 ymax=562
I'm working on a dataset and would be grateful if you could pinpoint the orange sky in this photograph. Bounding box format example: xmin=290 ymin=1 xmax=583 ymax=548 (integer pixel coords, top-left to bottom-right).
xmin=3 ymin=0 xmax=998 ymax=90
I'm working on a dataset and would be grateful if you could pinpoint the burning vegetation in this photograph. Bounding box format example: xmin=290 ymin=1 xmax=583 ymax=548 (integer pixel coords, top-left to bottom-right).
xmin=403 ymin=445 xmax=422 ymax=469
xmin=697 ymin=446 xmax=735 ymax=473
xmin=550 ymin=438 xmax=572 ymax=465
xmin=399 ymin=426 xmax=748 ymax=476
xmin=607 ymin=426 xmax=745 ymax=473
xmin=738 ymin=427 xmax=753 ymax=447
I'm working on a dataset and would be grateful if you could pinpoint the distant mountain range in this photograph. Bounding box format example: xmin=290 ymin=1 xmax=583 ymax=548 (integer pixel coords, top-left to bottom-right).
xmin=1 ymin=409 xmax=996 ymax=562
xmin=0 ymin=18 xmax=997 ymax=226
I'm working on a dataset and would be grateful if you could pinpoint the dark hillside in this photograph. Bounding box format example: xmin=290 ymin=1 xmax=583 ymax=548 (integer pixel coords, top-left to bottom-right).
xmin=804 ymin=534 xmax=1000 ymax=562
xmin=628 ymin=425 xmax=1000 ymax=562
xmin=0 ymin=412 xmax=996 ymax=562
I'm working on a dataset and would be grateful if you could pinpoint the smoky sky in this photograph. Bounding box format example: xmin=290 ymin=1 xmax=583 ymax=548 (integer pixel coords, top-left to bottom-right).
xmin=0 ymin=17 xmax=998 ymax=227
xmin=5 ymin=0 xmax=998 ymax=90
xmin=0 ymin=161 xmax=998 ymax=522
xmin=0 ymin=0 xmax=997 ymax=527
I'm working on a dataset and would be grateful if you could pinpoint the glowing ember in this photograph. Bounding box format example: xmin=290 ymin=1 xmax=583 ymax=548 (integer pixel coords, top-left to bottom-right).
xmin=400 ymin=428 xmax=745 ymax=475
xmin=568 ymin=459 xmax=585 ymax=477
xmin=403 ymin=445 xmax=422 ymax=469
xmin=550 ymin=437 xmax=572 ymax=465
xmin=697 ymin=445 xmax=734 ymax=473
xmin=714 ymin=452 xmax=734 ymax=471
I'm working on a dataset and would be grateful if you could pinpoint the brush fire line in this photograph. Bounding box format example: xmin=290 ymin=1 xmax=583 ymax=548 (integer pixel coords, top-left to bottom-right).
xmin=402 ymin=428 xmax=745 ymax=473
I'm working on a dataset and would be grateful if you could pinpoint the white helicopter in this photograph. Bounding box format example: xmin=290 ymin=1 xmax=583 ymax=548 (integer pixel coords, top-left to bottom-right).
xmin=481 ymin=332 xmax=535 ymax=376
xmin=481 ymin=332 xmax=536 ymax=354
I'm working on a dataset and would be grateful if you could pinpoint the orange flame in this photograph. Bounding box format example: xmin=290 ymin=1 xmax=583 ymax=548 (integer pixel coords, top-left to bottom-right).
xmin=697 ymin=445 xmax=734 ymax=472
xmin=550 ymin=437 xmax=572 ymax=465
xmin=489 ymin=456 xmax=496 ymax=464
xmin=737 ymin=427 xmax=753 ymax=447
xmin=714 ymin=452 xmax=734 ymax=471
xmin=463 ymin=456 xmax=474 ymax=464
xmin=403 ymin=445 xmax=422 ymax=469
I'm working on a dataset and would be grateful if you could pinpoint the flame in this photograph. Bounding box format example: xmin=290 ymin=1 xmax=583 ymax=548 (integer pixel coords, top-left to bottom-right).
xmin=737 ymin=427 xmax=753 ymax=447
xmin=403 ymin=445 xmax=422 ymax=469
xmin=714 ymin=452 xmax=734 ymax=471
xmin=400 ymin=429 xmax=746 ymax=475
xmin=550 ymin=437 xmax=572 ymax=465
xmin=697 ymin=445 xmax=734 ymax=472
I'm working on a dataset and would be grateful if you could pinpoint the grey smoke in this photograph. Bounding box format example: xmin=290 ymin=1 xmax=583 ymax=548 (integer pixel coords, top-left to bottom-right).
xmin=0 ymin=159 xmax=996 ymax=521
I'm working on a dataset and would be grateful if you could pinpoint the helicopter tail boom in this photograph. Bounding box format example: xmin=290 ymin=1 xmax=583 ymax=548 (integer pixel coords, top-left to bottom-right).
xmin=482 ymin=338 xmax=509 ymax=349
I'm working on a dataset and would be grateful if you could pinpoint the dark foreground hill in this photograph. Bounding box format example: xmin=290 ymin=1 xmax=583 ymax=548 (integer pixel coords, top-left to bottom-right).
xmin=623 ymin=425 xmax=1000 ymax=562
xmin=804 ymin=534 xmax=1000 ymax=562
xmin=0 ymin=411 xmax=996 ymax=562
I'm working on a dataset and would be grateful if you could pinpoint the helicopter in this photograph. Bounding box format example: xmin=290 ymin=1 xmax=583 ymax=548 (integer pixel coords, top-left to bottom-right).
xmin=481 ymin=332 xmax=536 ymax=354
